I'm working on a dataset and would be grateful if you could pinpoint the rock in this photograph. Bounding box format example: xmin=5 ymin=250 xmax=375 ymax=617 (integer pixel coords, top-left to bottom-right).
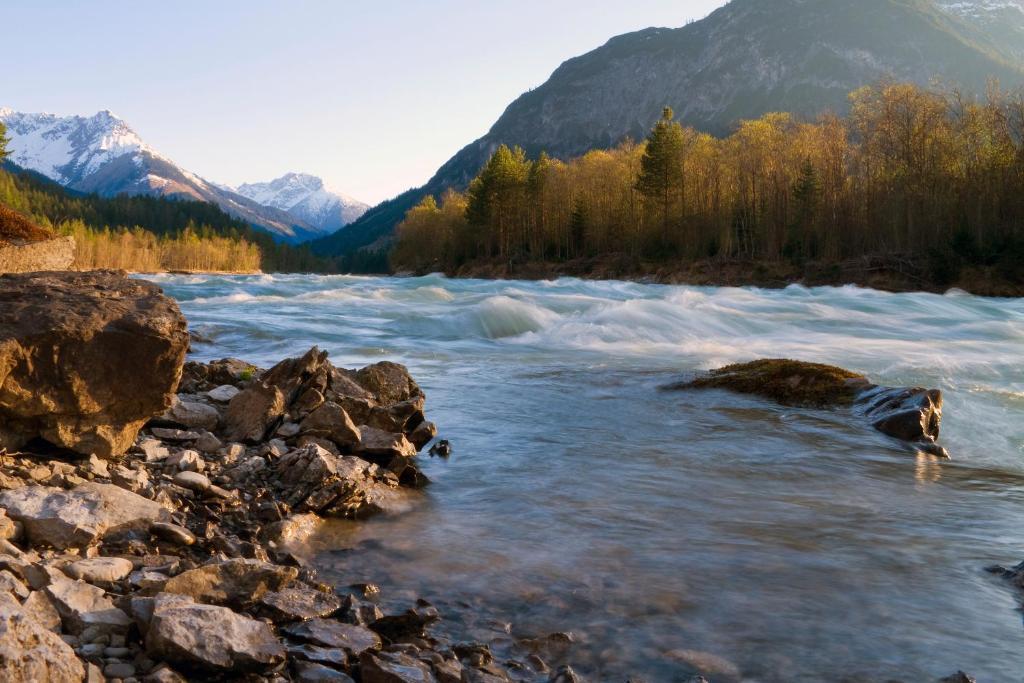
xmin=358 ymin=427 xmax=417 ymax=462
xmin=145 ymin=592 xmax=286 ymax=673
xmin=0 ymin=270 xmax=189 ymax=458
xmin=262 ymin=347 xmax=331 ymax=405
xmin=110 ymin=464 xmax=151 ymax=494
xmin=938 ymin=673 xmax=976 ymax=683
xmin=163 ymin=396 xmax=220 ymax=431
xmin=207 ymin=385 xmax=240 ymax=403
xmin=338 ymin=594 xmax=384 ymax=626
xmin=83 ymin=454 xmax=110 ymax=479
xmin=22 ymin=590 xmax=61 ymax=631
xmin=193 ymin=431 xmax=222 ymax=454
xmin=289 ymin=643 xmax=352 ymax=667
xmin=261 ymin=513 xmax=325 ymax=548
xmin=274 ymin=445 xmax=397 ymax=518
xmin=0 ymin=483 xmax=169 ymax=549
xmin=277 ymin=421 xmax=302 ymax=438
xmin=0 ymin=569 xmax=28 ymax=600
xmin=165 ymin=449 xmax=203 ymax=472
xmin=104 ymin=660 xmax=136 ymax=678
xmin=223 ymin=383 xmax=286 ymax=443
xmin=206 ymin=358 xmax=260 ymax=387
xmin=354 ymin=362 xmax=422 ymax=407
xmin=283 ymin=618 xmax=381 ymax=655
xmin=369 ymin=606 xmax=440 ymax=641
xmin=359 ymin=650 xmax=435 ymax=683
xmin=550 ymin=666 xmax=583 ymax=683
xmin=429 ymin=440 xmax=452 ymax=458
xmin=172 ymin=471 xmax=210 ymax=493
xmin=161 ymin=558 xmax=298 ymax=608
xmin=44 ymin=576 xmax=132 ymax=635
xmin=0 ymin=592 xmax=85 ymax=682
xmin=0 ymin=510 xmax=20 ymax=541
xmin=409 ymin=421 xmax=437 ymax=451
xmin=151 ymin=523 xmax=196 ymax=547
xmin=144 ymin=664 xmax=189 ymax=683
xmin=674 ymin=359 xmax=949 ymax=453
xmin=149 ymin=428 xmax=199 ymax=442
xmin=63 ymin=557 xmax=134 ymax=583
xmin=295 ymin=661 xmax=356 ymax=682
xmin=300 ymin=402 xmax=362 ymax=450
xmin=258 ymin=586 xmax=343 ymax=622
xmin=137 ymin=438 xmax=171 ymax=462
xmin=665 ymin=649 xmax=741 ymax=679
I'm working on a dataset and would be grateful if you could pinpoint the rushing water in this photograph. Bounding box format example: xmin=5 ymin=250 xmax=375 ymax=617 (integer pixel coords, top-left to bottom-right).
xmin=150 ymin=273 xmax=1024 ymax=682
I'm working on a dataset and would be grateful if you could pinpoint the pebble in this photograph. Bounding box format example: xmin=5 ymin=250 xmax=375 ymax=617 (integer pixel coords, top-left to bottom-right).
xmin=103 ymin=660 xmax=136 ymax=678
xmin=172 ymin=470 xmax=211 ymax=492
xmin=64 ymin=557 xmax=135 ymax=583
xmin=150 ymin=522 xmax=196 ymax=546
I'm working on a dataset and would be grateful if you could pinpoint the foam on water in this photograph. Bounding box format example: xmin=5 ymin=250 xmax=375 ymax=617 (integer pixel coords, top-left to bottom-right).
xmin=153 ymin=273 xmax=1024 ymax=682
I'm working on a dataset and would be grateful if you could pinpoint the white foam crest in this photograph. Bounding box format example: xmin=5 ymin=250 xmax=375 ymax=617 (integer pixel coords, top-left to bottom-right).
xmin=470 ymin=296 xmax=561 ymax=339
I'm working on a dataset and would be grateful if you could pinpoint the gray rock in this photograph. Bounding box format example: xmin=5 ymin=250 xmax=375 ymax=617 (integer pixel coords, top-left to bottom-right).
xmin=83 ymin=454 xmax=110 ymax=479
xmin=855 ymin=385 xmax=946 ymax=452
xmin=164 ymin=397 xmax=220 ymax=431
xmin=104 ymin=660 xmax=136 ymax=678
xmin=145 ymin=592 xmax=286 ymax=672
xmin=283 ymin=618 xmax=381 ymax=655
xmin=165 ymin=449 xmax=204 ymax=472
xmin=44 ymin=576 xmax=132 ymax=635
xmin=63 ymin=557 xmax=134 ymax=583
xmin=0 ymin=592 xmax=85 ymax=682
xmin=276 ymin=421 xmax=302 ymax=438
xmin=150 ymin=428 xmax=200 ymax=442
xmin=137 ymin=438 xmax=171 ymax=462
xmin=359 ymin=650 xmax=436 ymax=683
xmin=295 ymin=661 xmax=356 ymax=682
xmin=110 ymin=464 xmax=152 ymax=494
xmin=161 ymin=558 xmax=298 ymax=608
xmin=193 ymin=431 xmax=223 ymax=454
xmin=172 ymin=471 xmax=211 ymax=493
xmin=0 ymin=483 xmax=169 ymax=549
xmin=258 ymin=585 xmax=343 ymax=622
xmin=143 ymin=664 xmax=189 ymax=682
xmin=207 ymin=385 xmax=240 ymax=403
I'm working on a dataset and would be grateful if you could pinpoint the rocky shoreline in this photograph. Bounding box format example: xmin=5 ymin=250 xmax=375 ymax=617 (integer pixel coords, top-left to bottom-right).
xmin=0 ymin=270 xmax=1002 ymax=682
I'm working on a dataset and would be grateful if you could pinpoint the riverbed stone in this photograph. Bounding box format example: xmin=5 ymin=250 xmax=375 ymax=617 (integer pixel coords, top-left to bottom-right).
xmin=359 ymin=650 xmax=435 ymax=683
xmin=145 ymin=592 xmax=286 ymax=672
xmin=0 ymin=270 xmax=188 ymax=458
xmin=284 ymin=618 xmax=381 ymax=655
xmin=44 ymin=576 xmax=132 ymax=635
xmin=151 ymin=523 xmax=196 ymax=547
xmin=0 ymin=592 xmax=85 ymax=682
xmin=63 ymin=557 xmax=134 ymax=583
xmin=163 ymin=396 xmax=220 ymax=431
xmin=173 ymin=470 xmax=211 ymax=493
xmin=258 ymin=586 xmax=343 ymax=622
xmin=161 ymin=558 xmax=298 ymax=608
xmin=0 ymin=483 xmax=169 ymax=549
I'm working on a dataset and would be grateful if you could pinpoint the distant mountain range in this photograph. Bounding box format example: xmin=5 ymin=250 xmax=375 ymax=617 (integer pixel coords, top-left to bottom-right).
xmin=312 ymin=0 xmax=1024 ymax=263
xmin=0 ymin=108 xmax=367 ymax=243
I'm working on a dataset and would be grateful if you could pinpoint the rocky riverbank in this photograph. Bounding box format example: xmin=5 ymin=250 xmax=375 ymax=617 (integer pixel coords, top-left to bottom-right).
xmin=0 ymin=270 xmax=578 ymax=682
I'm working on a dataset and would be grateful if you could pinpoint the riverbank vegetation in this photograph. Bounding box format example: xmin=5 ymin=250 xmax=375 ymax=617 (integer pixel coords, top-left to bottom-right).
xmin=392 ymin=83 xmax=1024 ymax=293
xmin=0 ymin=167 xmax=331 ymax=273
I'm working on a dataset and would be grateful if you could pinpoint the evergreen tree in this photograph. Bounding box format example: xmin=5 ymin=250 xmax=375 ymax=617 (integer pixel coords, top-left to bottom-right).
xmin=786 ymin=159 xmax=821 ymax=258
xmin=0 ymin=122 xmax=9 ymax=164
xmin=636 ymin=107 xmax=686 ymax=243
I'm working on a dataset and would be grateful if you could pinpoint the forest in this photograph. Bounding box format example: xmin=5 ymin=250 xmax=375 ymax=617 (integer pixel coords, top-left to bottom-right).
xmin=392 ymin=83 xmax=1024 ymax=289
xmin=0 ymin=164 xmax=332 ymax=273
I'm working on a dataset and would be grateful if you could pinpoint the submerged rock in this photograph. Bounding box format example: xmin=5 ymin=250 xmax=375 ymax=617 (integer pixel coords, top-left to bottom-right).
xmin=0 ymin=270 xmax=188 ymax=458
xmin=671 ymin=359 xmax=948 ymax=456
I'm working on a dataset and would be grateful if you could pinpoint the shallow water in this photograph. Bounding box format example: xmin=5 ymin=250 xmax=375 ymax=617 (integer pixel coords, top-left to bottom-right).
xmin=151 ymin=273 xmax=1024 ymax=682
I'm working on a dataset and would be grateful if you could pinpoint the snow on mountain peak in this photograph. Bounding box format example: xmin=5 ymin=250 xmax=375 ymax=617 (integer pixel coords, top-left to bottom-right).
xmin=937 ymin=0 xmax=1024 ymax=18
xmin=235 ymin=173 xmax=368 ymax=233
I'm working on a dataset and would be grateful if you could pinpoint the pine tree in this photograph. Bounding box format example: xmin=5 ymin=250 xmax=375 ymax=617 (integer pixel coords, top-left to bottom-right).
xmin=636 ymin=107 xmax=686 ymax=245
xmin=787 ymin=159 xmax=821 ymax=258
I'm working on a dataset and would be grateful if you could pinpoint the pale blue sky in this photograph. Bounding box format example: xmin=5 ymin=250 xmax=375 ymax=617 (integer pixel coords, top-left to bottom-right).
xmin=3 ymin=1 xmax=727 ymax=204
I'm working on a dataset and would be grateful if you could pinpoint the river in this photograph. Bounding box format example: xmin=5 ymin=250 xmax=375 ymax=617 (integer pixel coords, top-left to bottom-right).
xmin=149 ymin=273 xmax=1024 ymax=682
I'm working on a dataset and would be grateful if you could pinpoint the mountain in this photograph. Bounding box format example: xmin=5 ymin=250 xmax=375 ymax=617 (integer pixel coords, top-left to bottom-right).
xmin=312 ymin=0 xmax=1024 ymax=262
xmin=0 ymin=108 xmax=321 ymax=243
xmin=234 ymin=173 xmax=368 ymax=234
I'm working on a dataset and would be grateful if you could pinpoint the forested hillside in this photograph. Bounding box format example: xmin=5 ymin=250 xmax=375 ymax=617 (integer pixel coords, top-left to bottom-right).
xmin=0 ymin=164 xmax=332 ymax=272
xmin=392 ymin=83 xmax=1024 ymax=294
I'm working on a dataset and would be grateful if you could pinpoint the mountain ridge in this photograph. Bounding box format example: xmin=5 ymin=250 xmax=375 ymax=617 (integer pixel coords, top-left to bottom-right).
xmin=234 ymin=172 xmax=369 ymax=234
xmin=312 ymin=0 xmax=1024 ymax=263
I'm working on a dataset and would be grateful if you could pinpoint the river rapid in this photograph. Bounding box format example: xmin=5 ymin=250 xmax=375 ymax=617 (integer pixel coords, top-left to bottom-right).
xmin=149 ymin=273 xmax=1024 ymax=682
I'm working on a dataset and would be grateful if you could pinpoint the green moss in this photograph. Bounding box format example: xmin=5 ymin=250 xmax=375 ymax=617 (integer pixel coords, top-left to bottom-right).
xmin=239 ymin=368 xmax=255 ymax=382
xmin=684 ymin=359 xmax=867 ymax=408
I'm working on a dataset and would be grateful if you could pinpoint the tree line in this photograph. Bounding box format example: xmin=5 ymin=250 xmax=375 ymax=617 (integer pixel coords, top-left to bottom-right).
xmin=392 ymin=83 xmax=1024 ymax=286
xmin=0 ymin=165 xmax=333 ymax=273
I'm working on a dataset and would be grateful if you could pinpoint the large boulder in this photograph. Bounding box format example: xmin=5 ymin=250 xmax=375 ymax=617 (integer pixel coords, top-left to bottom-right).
xmin=673 ymin=359 xmax=948 ymax=455
xmin=0 ymin=592 xmax=84 ymax=682
xmin=145 ymin=592 xmax=286 ymax=673
xmin=0 ymin=483 xmax=170 ymax=549
xmin=0 ymin=270 xmax=188 ymax=457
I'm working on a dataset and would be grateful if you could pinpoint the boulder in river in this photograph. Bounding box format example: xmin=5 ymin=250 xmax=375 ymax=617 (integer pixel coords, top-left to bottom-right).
xmin=0 ymin=270 xmax=188 ymax=458
xmin=671 ymin=359 xmax=948 ymax=456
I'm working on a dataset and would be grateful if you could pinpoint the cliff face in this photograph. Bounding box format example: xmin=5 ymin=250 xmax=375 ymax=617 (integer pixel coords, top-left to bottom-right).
xmin=313 ymin=0 xmax=1024 ymax=261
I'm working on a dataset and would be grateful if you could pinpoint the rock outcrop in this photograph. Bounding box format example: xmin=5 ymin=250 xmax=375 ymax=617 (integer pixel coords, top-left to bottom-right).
xmin=671 ymin=359 xmax=949 ymax=457
xmin=0 ymin=236 xmax=75 ymax=273
xmin=0 ymin=270 xmax=189 ymax=457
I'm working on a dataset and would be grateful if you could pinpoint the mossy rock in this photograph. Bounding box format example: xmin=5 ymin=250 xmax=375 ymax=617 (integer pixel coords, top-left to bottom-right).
xmin=681 ymin=359 xmax=869 ymax=408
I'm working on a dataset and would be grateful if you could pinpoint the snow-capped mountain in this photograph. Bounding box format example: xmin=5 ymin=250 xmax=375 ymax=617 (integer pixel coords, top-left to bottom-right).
xmin=936 ymin=0 xmax=1024 ymax=61
xmin=235 ymin=173 xmax=368 ymax=234
xmin=0 ymin=108 xmax=325 ymax=243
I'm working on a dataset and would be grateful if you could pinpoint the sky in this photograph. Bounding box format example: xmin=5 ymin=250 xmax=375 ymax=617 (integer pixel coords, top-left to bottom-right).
xmin=2 ymin=0 xmax=727 ymax=205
